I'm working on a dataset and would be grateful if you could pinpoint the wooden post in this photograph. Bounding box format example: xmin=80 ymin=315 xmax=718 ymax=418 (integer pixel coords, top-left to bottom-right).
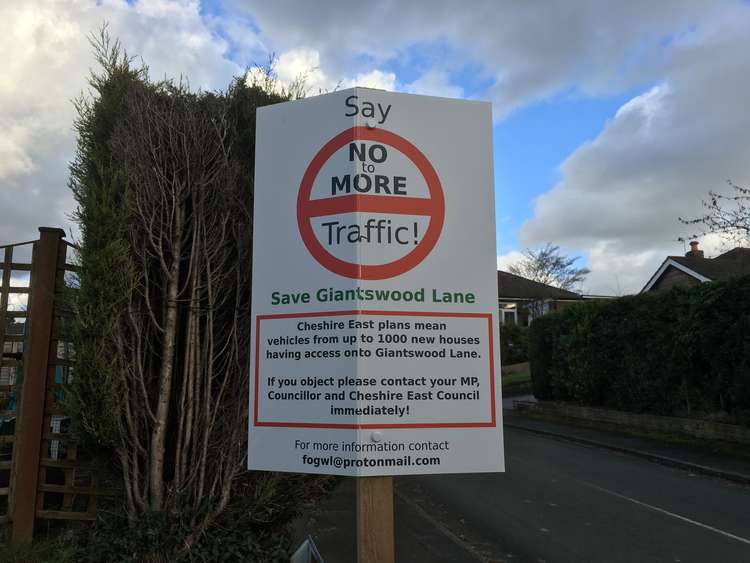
xmin=357 ymin=476 xmax=395 ymax=563
xmin=10 ymin=228 xmax=66 ymax=544
xmin=0 ymin=247 xmax=12 ymax=362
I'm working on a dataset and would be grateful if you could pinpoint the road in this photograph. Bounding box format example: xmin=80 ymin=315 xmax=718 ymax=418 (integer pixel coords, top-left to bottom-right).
xmin=398 ymin=426 xmax=750 ymax=563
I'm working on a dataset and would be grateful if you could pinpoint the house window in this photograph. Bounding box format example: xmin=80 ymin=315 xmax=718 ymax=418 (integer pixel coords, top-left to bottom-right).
xmin=502 ymin=309 xmax=517 ymax=325
xmin=521 ymin=311 xmax=531 ymax=327
xmin=499 ymin=302 xmax=518 ymax=325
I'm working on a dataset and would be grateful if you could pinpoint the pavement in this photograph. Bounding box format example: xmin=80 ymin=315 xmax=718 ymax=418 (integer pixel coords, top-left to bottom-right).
xmin=293 ymin=412 xmax=750 ymax=562
xmin=293 ymin=477 xmax=492 ymax=562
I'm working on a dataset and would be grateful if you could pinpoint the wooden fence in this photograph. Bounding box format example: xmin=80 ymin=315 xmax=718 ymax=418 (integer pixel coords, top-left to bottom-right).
xmin=1 ymin=228 xmax=116 ymax=544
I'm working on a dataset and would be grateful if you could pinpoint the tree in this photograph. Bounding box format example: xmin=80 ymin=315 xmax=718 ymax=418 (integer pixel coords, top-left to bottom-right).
xmin=68 ymin=29 xmax=290 ymax=550
xmin=679 ymin=181 xmax=750 ymax=247
xmin=508 ymin=243 xmax=590 ymax=291
xmin=68 ymin=29 xmax=146 ymax=451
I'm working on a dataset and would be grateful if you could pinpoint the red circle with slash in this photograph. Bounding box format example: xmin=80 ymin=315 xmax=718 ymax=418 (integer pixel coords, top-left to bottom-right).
xmin=297 ymin=126 xmax=445 ymax=280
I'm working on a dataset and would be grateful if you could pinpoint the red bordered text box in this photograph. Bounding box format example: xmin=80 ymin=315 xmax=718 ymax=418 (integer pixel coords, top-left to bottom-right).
xmin=253 ymin=310 xmax=497 ymax=429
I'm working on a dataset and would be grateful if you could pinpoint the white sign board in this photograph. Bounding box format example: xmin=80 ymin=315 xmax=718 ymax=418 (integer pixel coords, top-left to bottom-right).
xmin=248 ymin=88 xmax=504 ymax=476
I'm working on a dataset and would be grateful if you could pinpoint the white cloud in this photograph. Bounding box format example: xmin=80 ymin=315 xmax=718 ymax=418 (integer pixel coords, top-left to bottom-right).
xmin=228 ymin=0 xmax=712 ymax=117
xmin=404 ymin=70 xmax=463 ymax=99
xmin=583 ymin=232 xmax=737 ymax=296
xmin=518 ymin=5 xmax=750 ymax=294
xmin=3 ymin=0 xmax=750 ymax=303
xmin=0 ymin=124 xmax=36 ymax=180
xmin=496 ymin=251 xmax=525 ymax=271
xmin=612 ymin=83 xmax=671 ymax=138
xmin=245 ymin=43 xmax=454 ymax=99
xmin=343 ymin=70 xmax=397 ymax=91
xmin=582 ymin=243 xmax=665 ymax=296
xmin=274 ymin=48 xmax=328 ymax=90
xmin=247 ymin=47 xmax=396 ymax=95
xmin=0 ymin=0 xmax=244 ymax=244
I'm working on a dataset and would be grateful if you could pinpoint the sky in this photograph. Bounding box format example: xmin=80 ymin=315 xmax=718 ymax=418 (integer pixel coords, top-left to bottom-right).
xmin=2 ymin=0 xmax=749 ymax=295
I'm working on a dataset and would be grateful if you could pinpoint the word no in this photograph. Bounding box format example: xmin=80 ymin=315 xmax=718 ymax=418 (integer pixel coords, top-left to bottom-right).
xmin=331 ymin=143 xmax=406 ymax=195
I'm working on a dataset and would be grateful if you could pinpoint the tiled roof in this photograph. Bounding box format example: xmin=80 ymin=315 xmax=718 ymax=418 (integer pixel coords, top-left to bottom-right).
xmin=497 ymin=270 xmax=583 ymax=300
xmin=668 ymin=247 xmax=750 ymax=281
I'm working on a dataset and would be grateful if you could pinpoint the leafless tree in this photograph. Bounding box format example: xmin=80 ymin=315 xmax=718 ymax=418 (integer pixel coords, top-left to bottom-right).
xmin=108 ymin=81 xmax=251 ymax=543
xmin=508 ymin=243 xmax=590 ymax=291
xmin=679 ymin=181 xmax=750 ymax=248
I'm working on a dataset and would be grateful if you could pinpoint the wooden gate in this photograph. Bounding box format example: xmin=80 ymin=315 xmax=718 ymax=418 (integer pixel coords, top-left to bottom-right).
xmin=1 ymin=228 xmax=115 ymax=544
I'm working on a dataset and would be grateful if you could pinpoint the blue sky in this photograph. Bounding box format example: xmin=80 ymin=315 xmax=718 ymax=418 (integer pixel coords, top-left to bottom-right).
xmin=2 ymin=1 xmax=750 ymax=294
xmin=197 ymin=0 xmax=653 ymax=263
xmin=199 ymin=4 xmax=631 ymax=257
xmin=492 ymin=91 xmax=640 ymax=256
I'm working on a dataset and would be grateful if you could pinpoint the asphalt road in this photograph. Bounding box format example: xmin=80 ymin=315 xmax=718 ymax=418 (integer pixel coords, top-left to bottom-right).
xmin=398 ymin=427 xmax=750 ymax=563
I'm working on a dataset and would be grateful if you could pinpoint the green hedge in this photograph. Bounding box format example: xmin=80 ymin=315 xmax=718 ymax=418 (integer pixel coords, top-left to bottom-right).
xmin=529 ymin=275 xmax=750 ymax=423
xmin=500 ymin=324 xmax=529 ymax=365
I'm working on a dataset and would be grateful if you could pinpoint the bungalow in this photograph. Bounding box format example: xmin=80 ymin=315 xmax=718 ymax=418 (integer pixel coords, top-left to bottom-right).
xmin=641 ymin=241 xmax=750 ymax=292
xmin=497 ymin=270 xmax=585 ymax=326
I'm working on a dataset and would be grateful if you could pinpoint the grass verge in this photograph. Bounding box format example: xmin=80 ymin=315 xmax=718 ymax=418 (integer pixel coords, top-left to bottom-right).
xmin=502 ymin=370 xmax=532 ymax=397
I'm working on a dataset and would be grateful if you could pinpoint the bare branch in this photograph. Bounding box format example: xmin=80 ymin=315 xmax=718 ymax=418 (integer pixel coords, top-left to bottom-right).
xmin=679 ymin=181 xmax=750 ymax=248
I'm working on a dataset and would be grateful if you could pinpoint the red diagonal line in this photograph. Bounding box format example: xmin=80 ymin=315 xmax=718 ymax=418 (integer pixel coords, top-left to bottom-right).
xmin=305 ymin=195 xmax=437 ymax=217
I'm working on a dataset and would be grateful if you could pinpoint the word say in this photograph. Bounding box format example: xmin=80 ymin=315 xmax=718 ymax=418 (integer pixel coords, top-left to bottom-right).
xmin=345 ymin=95 xmax=391 ymax=124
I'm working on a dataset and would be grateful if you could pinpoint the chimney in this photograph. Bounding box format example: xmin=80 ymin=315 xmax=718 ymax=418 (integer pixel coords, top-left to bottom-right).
xmin=686 ymin=240 xmax=704 ymax=258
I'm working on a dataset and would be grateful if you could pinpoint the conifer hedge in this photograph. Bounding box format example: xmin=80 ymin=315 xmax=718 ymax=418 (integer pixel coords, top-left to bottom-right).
xmin=529 ymin=275 xmax=750 ymax=424
xmin=64 ymin=31 xmax=317 ymax=559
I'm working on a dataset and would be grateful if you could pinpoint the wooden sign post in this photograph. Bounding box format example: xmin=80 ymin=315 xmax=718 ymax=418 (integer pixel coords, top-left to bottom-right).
xmin=357 ymin=476 xmax=395 ymax=563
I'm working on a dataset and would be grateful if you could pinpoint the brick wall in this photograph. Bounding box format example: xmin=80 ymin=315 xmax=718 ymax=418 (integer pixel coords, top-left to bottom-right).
xmin=536 ymin=401 xmax=750 ymax=445
xmin=650 ymin=265 xmax=701 ymax=291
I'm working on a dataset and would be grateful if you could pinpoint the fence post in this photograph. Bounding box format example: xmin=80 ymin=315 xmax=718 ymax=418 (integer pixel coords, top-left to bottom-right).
xmin=10 ymin=227 xmax=66 ymax=544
